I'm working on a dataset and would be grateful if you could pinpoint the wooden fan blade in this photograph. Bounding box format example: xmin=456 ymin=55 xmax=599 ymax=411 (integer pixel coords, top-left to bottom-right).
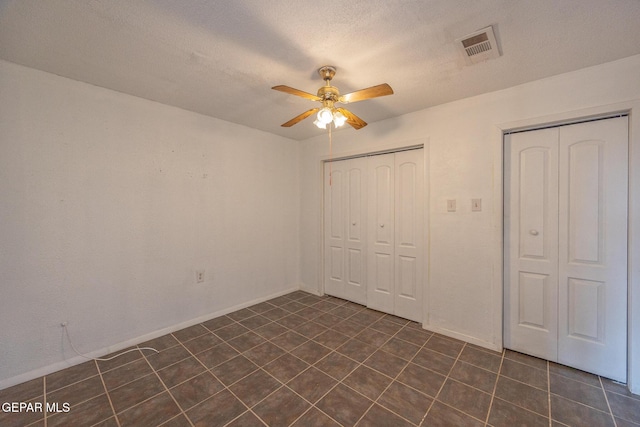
xmin=336 ymin=107 xmax=367 ymax=130
xmin=281 ymin=108 xmax=320 ymax=127
xmin=339 ymin=83 xmax=394 ymax=104
xmin=272 ymin=85 xmax=322 ymax=101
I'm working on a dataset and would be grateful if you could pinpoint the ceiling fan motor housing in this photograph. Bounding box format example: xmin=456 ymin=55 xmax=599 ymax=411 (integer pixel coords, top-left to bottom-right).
xmin=317 ymin=85 xmax=340 ymax=107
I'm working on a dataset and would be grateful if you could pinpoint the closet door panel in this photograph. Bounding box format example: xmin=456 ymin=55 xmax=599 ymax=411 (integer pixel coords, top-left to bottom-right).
xmin=504 ymin=128 xmax=559 ymax=361
xmin=344 ymin=159 xmax=367 ymax=304
xmin=558 ymin=116 xmax=628 ymax=382
xmin=324 ymin=159 xmax=367 ymax=305
xmin=367 ymin=155 xmax=395 ymax=314
xmin=324 ymin=165 xmax=345 ymax=298
xmin=348 ymin=249 xmax=362 ymax=285
xmin=394 ymin=150 xmax=423 ymax=322
xmin=329 ymin=246 xmax=343 ymax=281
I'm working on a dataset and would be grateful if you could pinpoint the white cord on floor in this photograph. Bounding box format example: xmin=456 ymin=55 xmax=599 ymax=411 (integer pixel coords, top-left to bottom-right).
xmin=62 ymin=324 xmax=159 ymax=361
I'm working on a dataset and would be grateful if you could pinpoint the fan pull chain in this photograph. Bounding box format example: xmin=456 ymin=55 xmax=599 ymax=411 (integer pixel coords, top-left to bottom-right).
xmin=328 ymin=123 xmax=333 ymax=186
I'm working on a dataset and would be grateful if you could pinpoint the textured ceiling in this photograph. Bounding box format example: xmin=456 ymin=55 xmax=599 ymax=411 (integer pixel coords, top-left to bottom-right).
xmin=1 ymin=0 xmax=640 ymax=140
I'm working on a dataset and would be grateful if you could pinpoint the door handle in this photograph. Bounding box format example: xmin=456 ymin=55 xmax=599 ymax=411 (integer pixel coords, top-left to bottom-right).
xmin=529 ymin=229 xmax=539 ymax=236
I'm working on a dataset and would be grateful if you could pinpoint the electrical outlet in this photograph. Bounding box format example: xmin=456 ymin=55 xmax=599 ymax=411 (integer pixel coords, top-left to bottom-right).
xmin=447 ymin=199 xmax=456 ymax=212
xmin=196 ymin=270 xmax=205 ymax=283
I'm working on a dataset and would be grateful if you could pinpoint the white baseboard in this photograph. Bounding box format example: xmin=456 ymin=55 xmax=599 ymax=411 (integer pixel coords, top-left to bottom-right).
xmin=0 ymin=285 xmax=300 ymax=391
xmin=299 ymin=284 xmax=322 ymax=296
xmin=422 ymin=324 xmax=502 ymax=353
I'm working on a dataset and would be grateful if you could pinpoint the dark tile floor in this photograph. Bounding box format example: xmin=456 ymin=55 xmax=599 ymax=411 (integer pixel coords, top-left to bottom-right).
xmin=1 ymin=290 xmax=639 ymax=426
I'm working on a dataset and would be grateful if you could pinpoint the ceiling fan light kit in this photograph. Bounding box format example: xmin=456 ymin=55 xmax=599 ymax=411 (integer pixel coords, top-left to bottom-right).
xmin=272 ymin=65 xmax=394 ymax=130
xmin=314 ymin=107 xmax=346 ymax=129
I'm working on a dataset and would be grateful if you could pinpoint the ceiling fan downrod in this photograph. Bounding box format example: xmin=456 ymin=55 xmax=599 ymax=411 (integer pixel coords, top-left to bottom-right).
xmin=318 ymin=65 xmax=336 ymax=84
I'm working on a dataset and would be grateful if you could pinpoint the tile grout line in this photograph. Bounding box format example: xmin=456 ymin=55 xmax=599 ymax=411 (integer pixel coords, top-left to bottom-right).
xmin=550 ymin=389 xmax=624 ymax=419
xmin=548 ymin=360 xmax=552 ymax=427
xmin=506 ymin=352 xmax=622 ymax=423
xmin=220 ymin=376 xmax=272 ymax=427
xmin=379 ymin=322 xmax=439 ymax=425
xmin=369 ymin=323 xmax=438 ymax=426
xmin=441 ymin=371 xmax=502 ymax=397
xmin=223 ymin=409 xmax=268 ymax=427
xmin=557 ymin=375 xmax=628 ymax=424
xmin=310 ymin=317 xmax=406 ymax=426
xmin=419 ymin=335 xmax=455 ymax=425
xmin=43 ymin=367 xmax=125 ymax=427
xmin=171 ymin=319 xmax=282 ymax=424
xmin=549 ymin=363 xmax=615 ymax=389
xmin=547 ymin=366 xmax=625 ymax=420
xmin=167 ymin=328 xmax=266 ymax=421
xmin=420 ymin=340 xmax=490 ymax=426
xmin=228 ymin=302 xmax=409 ymax=426
xmin=234 ymin=294 xmax=351 ymax=426
xmin=309 ymin=331 xmax=386 ymax=411
xmin=309 ymin=305 xmax=474 ymax=426
xmin=239 ymin=300 xmax=366 ymax=426
xmin=171 ymin=327 xmax=271 ymax=426
xmin=351 ymin=321 xmax=433 ymax=426
xmin=42 ymin=375 xmax=47 ymax=427
xmin=217 ymin=357 xmax=287 ymax=425
xmin=94 ymin=358 xmax=122 ymax=427
xmin=277 ymin=322 xmax=367 ymax=424
xmin=229 ymin=335 xmax=349 ymax=425
xmin=139 ymin=340 xmax=196 ymax=427
xmin=599 ymin=376 xmax=618 ymax=427
xmin=498 ymin=358 xmax=550 ymax=391
xmin=340 ymin=316 xmax=433 ymax=424
xmin=483 ymin=346 xmax=506 ymax=426
xmin=203 ymin=294 xmax=315 ymax=426
xmin=495 ymin=354 xmax=588 ymax=424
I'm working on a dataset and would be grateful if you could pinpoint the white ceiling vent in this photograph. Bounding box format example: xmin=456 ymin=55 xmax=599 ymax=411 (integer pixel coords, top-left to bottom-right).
xmin=456 ymin=26 xmax=501 ymax=65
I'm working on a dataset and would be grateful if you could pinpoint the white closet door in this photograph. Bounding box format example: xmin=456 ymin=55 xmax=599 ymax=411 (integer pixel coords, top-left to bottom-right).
xmin=324 ymin=149 xmax=424 ymax=321
xmin=504 ymin=128 xmax=560 ymax=361
xmin=367 ymin=154 xmax=395 ymax=314
xmin=324 ymin=158 xmax=367 ymax=305
xmin=367 ymin=149 xmax=424 ymax=322
xmin=505 ymin=116 xmax=628 ymax=382
xmin=393 ymin=150 xmax=424 ymax=322
xmin=557 ymin=117 xmax=628 ymax=381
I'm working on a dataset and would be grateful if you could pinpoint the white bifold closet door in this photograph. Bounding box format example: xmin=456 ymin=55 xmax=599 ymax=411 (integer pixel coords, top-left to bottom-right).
xmin=324 ymin=157 xmax=368 ymax=305
xmin=324 ymin=149 xmax=424 ymax=322
xmin=367 ymin=150 xmax=424 ymax=322
xmin=504 ymin=116 xmax=628 ymax=382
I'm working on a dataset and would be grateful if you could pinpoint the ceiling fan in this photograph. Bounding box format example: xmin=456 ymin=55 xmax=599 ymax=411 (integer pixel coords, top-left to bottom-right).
xmin=272 ymin=66 xmax=393 ymax=130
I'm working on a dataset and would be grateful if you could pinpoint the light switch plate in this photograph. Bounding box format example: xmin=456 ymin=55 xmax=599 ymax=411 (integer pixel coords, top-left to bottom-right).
xmin=196 ymin=270 xmax=205 ymax=283
xmin=472 ymin=198 xmax=482 ymax=212
xmin=447 ymin=199 xmax=456 ymax=212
